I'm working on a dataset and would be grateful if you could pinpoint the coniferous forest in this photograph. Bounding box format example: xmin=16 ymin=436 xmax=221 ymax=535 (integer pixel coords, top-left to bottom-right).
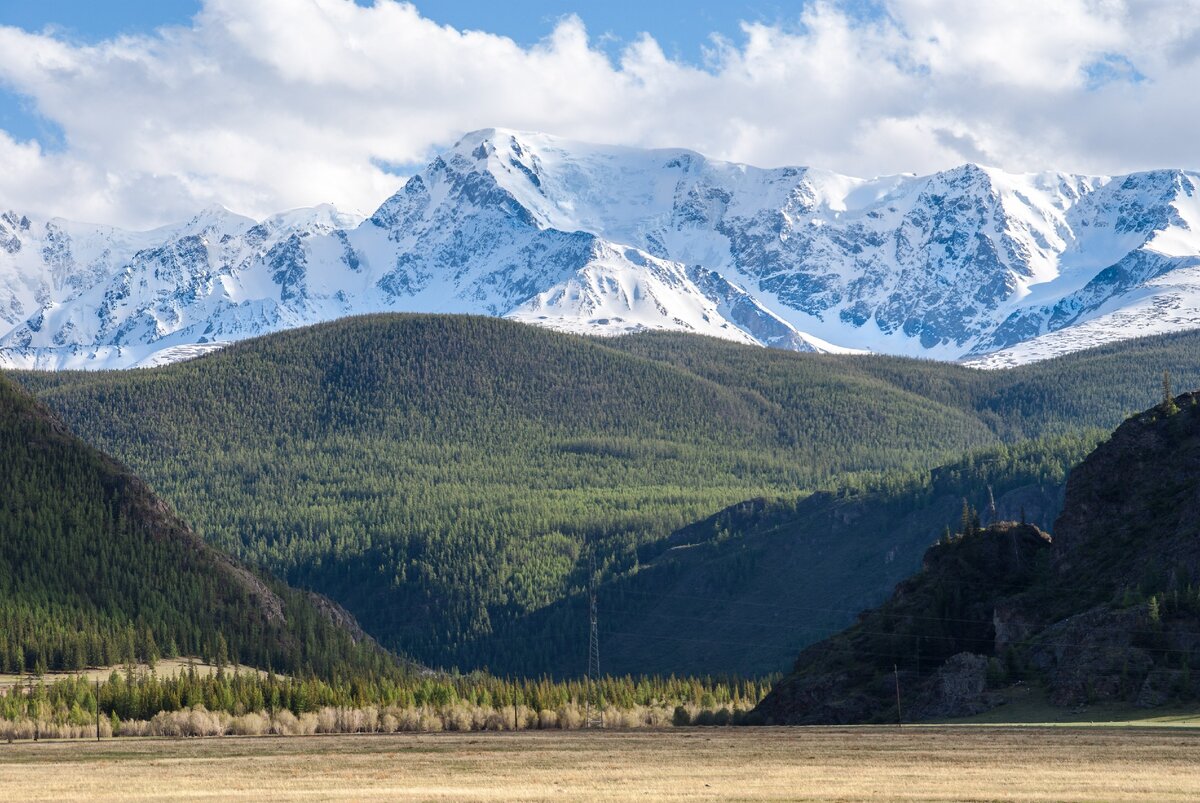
xmin=13 ymin=314 xmax=1200 ymax=676
xmin=0 ymin=373 xmax=396 ymax=679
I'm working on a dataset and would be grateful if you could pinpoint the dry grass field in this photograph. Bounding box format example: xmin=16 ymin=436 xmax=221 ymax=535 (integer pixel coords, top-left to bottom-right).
xmin=2 ymin=726 xmax=1200 ymax=802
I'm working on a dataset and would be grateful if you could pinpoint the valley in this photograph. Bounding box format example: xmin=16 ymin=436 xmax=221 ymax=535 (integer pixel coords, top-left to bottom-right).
xmin=3 ymin=3 xmax=1199 ymax=800
xmin=13 ymin=316 xmax=1200 ymax=676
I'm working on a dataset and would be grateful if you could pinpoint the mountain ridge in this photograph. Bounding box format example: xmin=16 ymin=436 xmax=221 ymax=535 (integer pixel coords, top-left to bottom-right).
xmin=2 ymin=130 xmax=1199 ymax=369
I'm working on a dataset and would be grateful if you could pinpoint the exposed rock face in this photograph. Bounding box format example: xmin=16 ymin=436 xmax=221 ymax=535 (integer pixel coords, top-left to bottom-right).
xmin=993 ymin=601 xmax=1040 ymax=655
xmin=909 ymin=653 xmax=1002 ymax=720
xmin=1027 ymin=606 xmax=1153 ymax=706
xmin=1136 ymin=668 xmax=1183 ymax=708
xmin=990 ymin=483 xmax=1064 ymax=534
xmin=1051 ymin=392 xmax=1200 ymax=583
xmin=305 ymin=591 xmax=370 ymax=644
xmin=757 ymin=392 xmax=1200 ymax=723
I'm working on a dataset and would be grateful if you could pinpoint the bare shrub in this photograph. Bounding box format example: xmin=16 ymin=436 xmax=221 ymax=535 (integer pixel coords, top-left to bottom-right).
xmin=419 ymin=709 xmax=443 ymax=732
xmin=228 ymin=712 xmax=270 ymax=736
xmin=297 ymin=713 xmax=320 ymax=735
xmin=269 ymin=709 xmax=299 ymax=736
xmin=444 ymin=704 xmax=473 ymax=732
xmin=316 ymin=707 xmax=339 ymax=734
xmin=119 ymin=719 xmax=151 ymax=737
xmin=557 ymin=705 xmax=582 ymax=730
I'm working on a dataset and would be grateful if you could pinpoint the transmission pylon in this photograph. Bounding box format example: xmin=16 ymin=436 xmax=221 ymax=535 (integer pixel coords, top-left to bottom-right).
xmin=585 ymin=560 xmax=603 ymax=728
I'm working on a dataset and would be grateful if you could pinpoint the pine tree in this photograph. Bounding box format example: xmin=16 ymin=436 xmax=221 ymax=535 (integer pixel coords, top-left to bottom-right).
xmin=1163 ymin=371 xmax=1180 ymax=415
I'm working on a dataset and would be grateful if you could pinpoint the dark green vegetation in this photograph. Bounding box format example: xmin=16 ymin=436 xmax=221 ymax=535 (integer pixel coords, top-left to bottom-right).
xmin=15 ymin=316 xmax=1200 ymax=676
xmin=466 ymin=432 xmax=1098 ymax=676
xmin=756 ymin=390 xmax=1200 ymax=724
xmin=0 ymin=374 xmax=396 ymax=679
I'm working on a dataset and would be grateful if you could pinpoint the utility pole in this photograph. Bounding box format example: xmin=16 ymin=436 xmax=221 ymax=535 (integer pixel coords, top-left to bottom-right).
xmin=893 ymin=665 xmax=903 ymax=728
xmin=96 ymin=679 xmax=101 ymax=741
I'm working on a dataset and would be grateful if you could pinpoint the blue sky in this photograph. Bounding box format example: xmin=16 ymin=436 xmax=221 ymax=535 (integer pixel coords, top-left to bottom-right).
xmin=0 ymin=0 xmax=199 ymax=38
xmin=0 ymin=1 xmax=805 ymax=52
xmin=0 ymin=0 xmax=1190 ymax=228
xmin=0 ymin=0 xmax=807 ymax=147
xmin=0 ymin=0 xmax=198 ymax=143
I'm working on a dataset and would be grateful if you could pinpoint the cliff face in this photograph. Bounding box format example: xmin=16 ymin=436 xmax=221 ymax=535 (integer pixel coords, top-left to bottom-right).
xmin=1051 ymin=391 xmax=1200 ymax=590
xmin=756 ymin=393 xmax=1200 ymax=723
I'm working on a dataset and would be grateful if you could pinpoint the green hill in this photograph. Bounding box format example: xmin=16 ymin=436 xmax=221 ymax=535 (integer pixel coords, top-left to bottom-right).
xmin=0 ymin=373 xmax=398 ymax=679
xmin=14 ymin=315 xmax=1200 ymax=674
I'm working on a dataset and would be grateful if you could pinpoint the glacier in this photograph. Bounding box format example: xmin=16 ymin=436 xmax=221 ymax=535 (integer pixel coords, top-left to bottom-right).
xmin=2 ymin=128 xmax=1199 ymax=370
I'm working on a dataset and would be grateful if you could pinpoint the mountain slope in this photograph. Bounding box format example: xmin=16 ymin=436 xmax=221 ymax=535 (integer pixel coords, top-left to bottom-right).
xmin=0 ymin=372 xmax=398 ymax=678
xmin=15 ymin=316 xmax=1200 ymax=675
xmin=2 ymin=131 xmax=1200 ymax=369
xmin=755 ymin=389 xmax=1200 ymax=723
xmin=456 ymin=433 xmax=1095 ymax=677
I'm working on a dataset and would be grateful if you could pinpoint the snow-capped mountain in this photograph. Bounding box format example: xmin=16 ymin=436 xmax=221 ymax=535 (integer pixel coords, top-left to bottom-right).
xmin=2 ymin=129 xmax=1199 ymax=370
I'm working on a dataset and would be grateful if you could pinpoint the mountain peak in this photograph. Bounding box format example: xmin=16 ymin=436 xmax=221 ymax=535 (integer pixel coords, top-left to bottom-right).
xmin=452 ymin=127 xmax=546 ymax=158
xmin=5 ymin=131 xmax=1200 ymax=370
xmin=265 ymin=203 xmax=363 ymax=232
xmin=175 ymin=204 xmax=257 ymax=237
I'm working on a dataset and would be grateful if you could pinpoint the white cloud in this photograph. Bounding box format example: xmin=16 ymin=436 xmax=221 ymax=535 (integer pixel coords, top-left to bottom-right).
xmin=0 ymin=0 xmax=1196 ymax=228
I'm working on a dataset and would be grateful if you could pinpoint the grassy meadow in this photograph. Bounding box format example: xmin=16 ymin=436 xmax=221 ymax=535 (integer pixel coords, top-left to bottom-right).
xmin=2 ymin=727 xmax=1200 ymax=802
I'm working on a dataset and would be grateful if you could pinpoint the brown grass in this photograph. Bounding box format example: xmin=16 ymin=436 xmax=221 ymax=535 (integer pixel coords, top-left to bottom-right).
xmin=1 ymin=726 xmax=1199 ymax=801
xmin=0 ymin=658 xmax=280 ymax=692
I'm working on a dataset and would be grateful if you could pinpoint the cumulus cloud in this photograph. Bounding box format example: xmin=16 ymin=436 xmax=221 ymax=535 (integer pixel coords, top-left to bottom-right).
xmin=0 ymin=0 xmax=1196 ymax=228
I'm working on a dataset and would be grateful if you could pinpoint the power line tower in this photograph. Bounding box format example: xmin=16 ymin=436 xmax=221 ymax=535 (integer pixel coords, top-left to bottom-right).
xmin=585 ymin=558 xmax=603 ymax=729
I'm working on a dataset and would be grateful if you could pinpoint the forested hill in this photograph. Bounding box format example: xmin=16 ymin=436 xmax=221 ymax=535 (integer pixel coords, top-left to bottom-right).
xmin=479 ymin=432 xmax=1099 ymax=677
xmin=756 ymin=389 xmax=1200 ymax=723
xmin=0 ymin=373 xmax=399 ymax=679
xmin=14 ymin=315 xmax=1200 ymax=675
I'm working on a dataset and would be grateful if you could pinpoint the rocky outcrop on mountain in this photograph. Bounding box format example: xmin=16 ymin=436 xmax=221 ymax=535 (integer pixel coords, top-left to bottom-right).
xmin=756 ymin=391 xmax=1200 ymax=722
xmin=3 ymin=130 xmax=1200 ymax=369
